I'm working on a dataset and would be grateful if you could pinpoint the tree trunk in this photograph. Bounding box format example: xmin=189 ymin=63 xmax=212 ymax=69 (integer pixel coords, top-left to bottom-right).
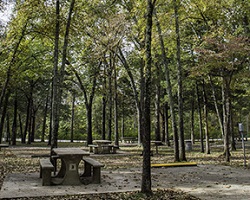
xmin=27 ymin=98 xmax=33 ymax=145
xmin=48 ymin=83 xmax=54 ymax=146
xmin=174 ymin=0 xmax=186 ymax=161
xmin=102 ymin=60 xmax=107 ymax=140
xmin=41 ymin=93 xmax=49 ymax=142
xmin=23 ymin=99 xmax=31 ymax=144
xmin=154 ymin=65 xmax=161 ymax=141
xmin=102 ymin=96 xmax=106 ymax=140
xmin=230 ymin=99 xmax=236 ymax=151
xmin=6 ymin=114 xmax=10 ymax=144
xmin=51 ymin=0 xmax=75 ymax=149
xmin=191 ymin=95 xmax=195 ymax=144
xmin=48 ymin=84 xmax=53 ymax=146
xmin=155 ymin=10 xmax=179 ymax=161
xmin=0 ymin=71 xmax=11 ymax=117
xmin=0 ymin=91 xmax=10 ymax=143
xmin=70 ymin=92 xmax=75 ymax=143
xmin=222 ymin=75 xmax=231 ymax=162
xmin=51 ymin=0 xmax=60 ymax=149
xmin=108 ymin=61 xmax=113 ymax=141
xmin=161 ymin=108 xmax=165 ymax=143
xmin=141 ymin=0 xmax=155 ymax=195
xmin=27 ymin=83 xmax=34 ymax=145
xmin=164 ymin=102 xmax=170 ymax=146
xmin=139 ymin=60 xmax=144 ymax=145
xmin=19 ymin=114 xmax=23 ymax=142
xmin=196 ymin=81 xmax=204 ymax=153
xmin=121 ymin=98 xmax=125 ymax=141
xmin=202 ymin=80 xmax=210 ymax=154
xmin=30 ymin=109 xmax=36 ymax=143
xmin=114 ymin=65 xmax=119 ymax=146
xmin=12 ymin=95 xmax=18 ymax=145
xmin=208 ymin=75 xmax=224 ymax=136
xmin=86 ymin=107 xmax=93 ymax=145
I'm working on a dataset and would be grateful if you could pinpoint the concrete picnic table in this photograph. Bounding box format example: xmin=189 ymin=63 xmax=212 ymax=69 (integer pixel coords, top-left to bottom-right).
xmin=93 ymin=140 xmax=112 ymax=154
xmin=51 ymin=148 xmax=89 ymax=185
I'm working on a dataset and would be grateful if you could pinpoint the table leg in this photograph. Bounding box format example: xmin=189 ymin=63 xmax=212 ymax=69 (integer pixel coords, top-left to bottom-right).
xmin=97 ymin=144 xmax=102 ymax=154
xmin=52 ymin=155 xmax=82 ymax=185
xmin=82 ymin=161 xmax=91 ymax=177
xmin=56 ymin=159 xmax=66 ymax=178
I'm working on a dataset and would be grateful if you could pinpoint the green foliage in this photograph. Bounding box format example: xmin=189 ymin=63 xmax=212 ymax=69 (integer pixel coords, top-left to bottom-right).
xmin=0 ymin=0 xmax=249 ymax=145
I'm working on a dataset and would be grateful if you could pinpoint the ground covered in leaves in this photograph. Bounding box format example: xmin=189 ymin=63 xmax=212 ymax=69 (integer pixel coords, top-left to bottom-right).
xmin=0 ymin=141 xmax=248 ymax=199
xmin=2 ymin=190 xmax=199 ymax=200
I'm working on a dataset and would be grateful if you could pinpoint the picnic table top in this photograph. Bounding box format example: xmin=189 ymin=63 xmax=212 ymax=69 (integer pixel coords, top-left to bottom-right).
xmin=93 ymin=140 xmax=112 ymax=144
xmin=52 ymin=148 xmax=89 ymax=156
xmin=151 ymin=140 xmax=163 ymax=144
xmin=0 ymin=144 xmax=9 ymax=147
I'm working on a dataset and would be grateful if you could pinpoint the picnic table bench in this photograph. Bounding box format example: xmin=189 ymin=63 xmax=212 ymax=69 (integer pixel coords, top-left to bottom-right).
xmin=88 ymin=144 xmax=98 ymax=154
xmin=0 ymin=143 xmax=9 ymax=151
xmin=81 ymin=157 xmax=104 ymax=184
xmin=39 ymin=158 xmax=54 ymax=186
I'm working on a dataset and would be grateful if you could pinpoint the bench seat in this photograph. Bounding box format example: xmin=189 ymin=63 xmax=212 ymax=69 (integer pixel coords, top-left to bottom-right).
xmin=39 ymin=158 xmax=54 ymax=186
xmin=0 ymin=144 xmax=9 ymax=151
xmin=88 ymin=144 xmax=98 ymax=154
xmin=82 ymin=157 xmax=104 ymax=184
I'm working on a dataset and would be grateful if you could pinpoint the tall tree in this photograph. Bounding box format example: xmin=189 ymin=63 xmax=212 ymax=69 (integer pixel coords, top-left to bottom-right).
xmin=174 ymin=0 xmax=186 ymax=161
xmin=155 ymin=10 xmax=179 ymax=161
xmin=202 ymin=80 xmax=210 ymax=154
xmin=12 ymin=93 xmax=18 ymax=145
xmin=154 ymin=63 xmax=161 ymax=141
xmin=41 ymin=92 xmax=49 ymax=142
xmin=74 ymin=66 xmax=98 ymax=145
xmin=51 ymin=0 xmax=75 ymax=149
xmin=141 ymin=0 xmax=156 ymax=195
xmin=0 ymin=91 xmax=10 ymax=143
xmin=113 ymin=59 xmax=119 ymax=146
xmin=107 ymin=59 xmax=113 ymax=141
xmin=70 ymin=91 xmax=75 ymax=143
xmin=51 ymin=0 xmax=60 ymax=149
xmin=196 ymin=81 xmax=204 ymax=153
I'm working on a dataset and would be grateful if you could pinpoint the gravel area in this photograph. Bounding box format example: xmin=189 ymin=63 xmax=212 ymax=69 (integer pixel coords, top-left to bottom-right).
xmin=1 ymin=146 xmax=250 ymax=199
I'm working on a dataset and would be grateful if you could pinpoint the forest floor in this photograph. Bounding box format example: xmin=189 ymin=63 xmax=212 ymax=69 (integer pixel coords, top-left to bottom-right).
xmin=1 ymin=140 xmax=250 ymax=199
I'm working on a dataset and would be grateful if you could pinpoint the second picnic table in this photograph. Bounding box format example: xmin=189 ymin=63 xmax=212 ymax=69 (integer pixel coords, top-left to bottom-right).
xmin=93 ymin=140 xmax=112 ymax=154
xmin=91 ymin=140 xmax=115 ymax=154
